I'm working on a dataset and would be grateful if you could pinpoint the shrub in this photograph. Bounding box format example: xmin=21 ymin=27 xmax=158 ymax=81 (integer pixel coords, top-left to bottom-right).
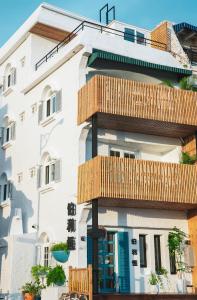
xmin=46 ymin=265 xmax=66 ymax=286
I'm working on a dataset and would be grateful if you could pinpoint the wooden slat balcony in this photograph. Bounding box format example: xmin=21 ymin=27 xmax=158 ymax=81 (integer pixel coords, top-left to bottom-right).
xmin=78 ymin=156 xmax=197 ymax=209
xmin=78 ymin=75 xmax=197 ymax=138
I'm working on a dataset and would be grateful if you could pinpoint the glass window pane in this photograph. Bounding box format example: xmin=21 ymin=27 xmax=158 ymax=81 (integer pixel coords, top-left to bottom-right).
xmin=3 ymin=184 xmax=7 ymax=201
xmin=139 ymin=235 xmax=147 ymax=268
xmin=46 ymin=99 xmax=51 ymax=117
xmin=154 ymin=235 xmax=162 ymax=273
xmin=137 ymin=31 xmax=145 ymax=45
xmin=124 ymin=28 xmax=135 ymax=42
xmin=45 ymin=165 xmax=50 ymax=185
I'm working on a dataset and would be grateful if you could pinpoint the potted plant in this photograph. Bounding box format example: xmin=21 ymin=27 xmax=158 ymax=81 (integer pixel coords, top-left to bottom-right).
xmin=21 ymin=282 xmax=38 ymax=300
xmin=148 ymin=272 xmax=160 ymax=294
xmin=168 ymin=227 xmax=188 ymax=293
xmin=180 ymin=152 xmax=197 ymax=165
xmin=51 ymin=242 xmax=69 ymax=263
xmin=31 ymin=265 xmax=50 ymax=284
xmin=46 ymin=265 xmax=66 ymax=286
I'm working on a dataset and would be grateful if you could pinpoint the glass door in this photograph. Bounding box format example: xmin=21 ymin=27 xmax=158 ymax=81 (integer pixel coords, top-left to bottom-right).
xmin=98 ymin=232 xmax=116 ymax=293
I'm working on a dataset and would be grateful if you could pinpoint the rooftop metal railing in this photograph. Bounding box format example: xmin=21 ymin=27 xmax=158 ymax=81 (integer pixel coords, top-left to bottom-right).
xmin=35 ymin=20 xmax=167 ymax=70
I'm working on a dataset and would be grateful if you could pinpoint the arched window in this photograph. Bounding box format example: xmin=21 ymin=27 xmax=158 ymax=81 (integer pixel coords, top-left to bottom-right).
xmin=0 ymin=173 xmax=12 ymax=203
xmin=38 ymin=85 xmax=62 ymax=124
xmin=38 ymin=152 xmax=61 ymax=188
xmin=38 ymin=232 xmax=50 ymax=267
xmin=3 ymin=63 xmax=16 ymax=92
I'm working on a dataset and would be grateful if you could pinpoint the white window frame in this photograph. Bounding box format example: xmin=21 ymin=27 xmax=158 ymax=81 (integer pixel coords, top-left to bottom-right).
xmin=109 ymin=146 xmax=138 ymax=159
xmin=44 ymin=160 xmax=56 ymax=186
xmin=0 ymin=178 xmax=12 ymax=207
xmin=1 ymin=121 xmax=16 ymax=149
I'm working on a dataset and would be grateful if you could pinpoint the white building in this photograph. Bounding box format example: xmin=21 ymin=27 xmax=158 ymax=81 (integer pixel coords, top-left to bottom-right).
xmin=0 ymin=3 xmax=197 ymax=299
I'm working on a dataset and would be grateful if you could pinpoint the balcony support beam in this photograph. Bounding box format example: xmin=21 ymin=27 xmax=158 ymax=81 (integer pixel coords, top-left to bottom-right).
xmin=92 ymin=114 xmax=99 ymax=294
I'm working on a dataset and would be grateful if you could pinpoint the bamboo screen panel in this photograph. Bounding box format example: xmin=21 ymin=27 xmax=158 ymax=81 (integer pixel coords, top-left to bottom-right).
xmin=78 ymin=75 xmax=197 ymax=127
xmin=69 ymin=265 xmax=92 ymax=300
xmin=78 ymin=156 xmax=197 ymax=205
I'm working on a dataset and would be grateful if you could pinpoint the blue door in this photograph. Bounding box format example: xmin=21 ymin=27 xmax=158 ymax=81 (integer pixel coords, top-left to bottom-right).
xmin=117 ymin=232 xmax=130 ymax=293
xmin=98 ymin=232 xmax=116 ymax=293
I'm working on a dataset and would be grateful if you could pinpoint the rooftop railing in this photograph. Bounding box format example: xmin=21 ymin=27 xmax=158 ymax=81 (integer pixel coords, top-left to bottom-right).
xmin=35 ymin=21 xmax=167 ymax=70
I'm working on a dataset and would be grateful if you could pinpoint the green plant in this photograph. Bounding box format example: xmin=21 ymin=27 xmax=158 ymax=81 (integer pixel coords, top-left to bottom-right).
xmin=21 ymin=282 xmax=39 ymax=295
xmin=162 ymin=76 xmax=197 ymax=91
xmin=46 ymin=265 xmax=66 ymax=286
xmin=158 ymin=267 xmax=168 ymax=277
xmin=50 ymin=242 xmax=68 ymax=252
xmin=31 ymin=265 xmax=50 ymax=284
xmin=168 ymin=227 xmax=187 ymax=276
xmin=180 ymin=152 xmax=197 ymax=165
xmin=148 ymin=272 xmax=159 ymax=286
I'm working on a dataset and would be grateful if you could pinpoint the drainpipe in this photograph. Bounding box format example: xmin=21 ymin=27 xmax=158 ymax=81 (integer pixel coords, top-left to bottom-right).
xmin=92 ymin=114 xmax=99 ymax=294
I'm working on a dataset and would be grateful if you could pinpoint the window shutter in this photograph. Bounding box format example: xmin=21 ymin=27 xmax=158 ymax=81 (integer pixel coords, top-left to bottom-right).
xmin=37 ymin=166 xmax=42 ymax=188
xmin=54 ymin=159 xmax=61 ymax=182
xmin=11 ymin=67 xmax=16 ymax=86
xmin=0 ymin=127 xmax=4 ymax=145
xmin=8 ymin=181 xmax=13 ymax=199
xmin=2 ymin=76 xmax=6 ymax=92
xmin=11 ymin=122 xmax=16 ymax=140
xmin=117 ymin=232 xmax=130 ymax=293
xmin=38 ymin=102 xmax=43 ymax=123
xmin=55 ymin=90 xmax=62 ymax=112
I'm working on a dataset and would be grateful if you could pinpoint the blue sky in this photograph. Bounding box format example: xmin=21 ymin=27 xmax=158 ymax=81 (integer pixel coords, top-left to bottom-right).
xmin=1 ymin=0 xmax=197 ymax=47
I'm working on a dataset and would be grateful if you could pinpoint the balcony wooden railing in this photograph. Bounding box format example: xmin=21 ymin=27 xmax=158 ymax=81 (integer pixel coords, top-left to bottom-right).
xmin=78 ymin=76 xmax=197 ymax=135
xmin=78 ymin=156 xmax=197 ymax=208
xmin=69 ymin=265 xmax=92 ymax=300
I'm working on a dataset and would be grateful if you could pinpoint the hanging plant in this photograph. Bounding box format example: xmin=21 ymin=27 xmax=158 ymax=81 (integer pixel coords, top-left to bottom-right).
xmin=51 ymin=242 xmax=70 ymax=263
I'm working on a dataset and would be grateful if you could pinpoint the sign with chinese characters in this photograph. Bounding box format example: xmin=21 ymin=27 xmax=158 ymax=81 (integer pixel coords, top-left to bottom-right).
xmin=67 ymin=202 xmax=76 ymax=250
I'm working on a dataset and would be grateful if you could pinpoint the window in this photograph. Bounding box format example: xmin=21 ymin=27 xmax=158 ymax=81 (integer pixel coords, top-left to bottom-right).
xmin=124 ymin=28 xmax=135 ymax=42
xmin=137 ymin=31 xmax=145 ymax=45
xmin=38 ymin=154 xmax=61 ymax=189
xmin=1 ymin=121 xmax=16 ymax=146
xmin=38 ymin=89 xmax=62 ymax=124
xmin=0 ymin=173 xmax=12 ymax=203
xmin=139 ymin=235 xmax=147 ymax=268
xmin=110 ymin=150 xmax=120 ymax=157
xmin=154 ymin=235 xmax=162 ymax=273
xmin=44 ymin=246 xmax=49 ymax=267
xmin=124 ymin=152 xmax=135 ymax=159
xmin=45 ymin=162 xmax=55 ymax=185
xmin=17 ymin=173 xmax=23 ymax=183
xmin=3 ymin=64 xmax=16 ymax=93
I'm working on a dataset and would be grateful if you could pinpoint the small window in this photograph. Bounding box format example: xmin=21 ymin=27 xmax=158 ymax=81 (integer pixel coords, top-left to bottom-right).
xmin=45 ymin=162 xmax=55 ymax=185
xmin=2 ymin=122 xmax=16 ymax=145
xmin=7 ymin=74 xmax=11 ymax=88
xmin=110 ymin=150 xmax=120 ymax=157
xmin=46 ymin=94 xmax=56 ymax=118
xmin=6 ymin=127 xmax=10 ymax=143
xmin=17 ymin=173 xmax=23 ymax=183
xmin=154 ymin=235 xmax=162 ymax=273
xmin=3 ymin=184 xmax=7 ymax=201
xmin=44 ymin=246 xmax=49 ymax=267
xmin=124 ymin=28 xmax=135 ymax=42
xmin=124 ymin=152 xmax=135 ymax=159
xmin=137 ymin=32 xmax=145 ymax=45
xmin=139 ymin=235 xmax=147 ymax=268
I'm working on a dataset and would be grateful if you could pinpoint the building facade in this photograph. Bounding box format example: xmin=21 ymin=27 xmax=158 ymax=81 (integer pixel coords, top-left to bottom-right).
xmin=0 ymin=3 xmax=197 ymax=299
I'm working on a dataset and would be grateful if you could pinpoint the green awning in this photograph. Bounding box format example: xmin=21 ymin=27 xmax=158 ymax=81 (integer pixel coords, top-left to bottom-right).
xmin=88 ymin=49 xmax=192 ymax=76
